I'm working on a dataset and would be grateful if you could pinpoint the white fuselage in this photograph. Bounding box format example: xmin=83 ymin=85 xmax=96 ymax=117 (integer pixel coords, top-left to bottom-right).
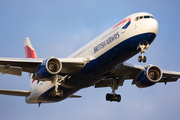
xmin=25 ymin=12 xmax=158 ymax=103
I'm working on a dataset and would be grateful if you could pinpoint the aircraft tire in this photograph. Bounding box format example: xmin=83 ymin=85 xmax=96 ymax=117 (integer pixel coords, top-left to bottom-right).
xmin=106 ymin=93 xmax=121 ymax=102
xmin=117 ymin=94 xmax=121 ymax=102
xmin=143 ymin=56 xmax=147 ymax=63
xmin=138 ymin=56 xmax=142 ymax=62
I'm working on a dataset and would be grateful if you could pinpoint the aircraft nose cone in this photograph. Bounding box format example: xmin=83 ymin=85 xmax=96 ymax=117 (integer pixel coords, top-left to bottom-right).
xmin=146 ymin=19 xmax=158 ymax=35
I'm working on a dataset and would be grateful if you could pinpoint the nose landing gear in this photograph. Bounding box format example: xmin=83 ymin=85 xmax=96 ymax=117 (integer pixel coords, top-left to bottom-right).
xmin=138 ymin=54 xmax=147 ymax=63
xmin=137 ymin=43 xmax=149 ymax=63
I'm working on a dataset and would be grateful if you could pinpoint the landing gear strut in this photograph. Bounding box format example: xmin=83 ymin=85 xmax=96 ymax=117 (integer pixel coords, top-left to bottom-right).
xmin=51 ymin=74 xmax=67 ymax=97
xmin=106 ymin=77 xmax=123 ymax=102
xmin=137 ymin=43 xmax=149 ymax=63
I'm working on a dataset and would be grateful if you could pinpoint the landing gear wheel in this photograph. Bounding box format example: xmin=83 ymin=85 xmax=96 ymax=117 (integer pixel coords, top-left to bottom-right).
xmin=106 ymin=93 xmax=121 ymax=102
xmin=138 ymin=56 xmax=147 ymax=63
xmin=48 ymin=89 xmax=63 ymax=97
xmin=106 ymin=93 xmax=110 ymax=101
xmin=137 ymin=43 xmax=149 ymax=63
xmin=138 ymin=56 xmax=142 ymax=62
xmin=106 ymin=93 xmax=114 ymax=102
xmin=57 ymin=90 xmax=63 ymax=97
xmin=143 ymin=56 xmax=147 ymax=63
xmin=106 ymin=77 xmax=123 ymax=103
xmin=117 ymin=94 xmax=121 ymax=102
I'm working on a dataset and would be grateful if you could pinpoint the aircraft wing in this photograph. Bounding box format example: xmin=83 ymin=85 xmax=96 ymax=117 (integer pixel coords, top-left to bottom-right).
xmin=0 ymin=57 xmax=86 ymax=76
xmin=0 ymin=89 xmax=31 ymax=96
xmin=95 ymin=62 xmax=180 ymax=88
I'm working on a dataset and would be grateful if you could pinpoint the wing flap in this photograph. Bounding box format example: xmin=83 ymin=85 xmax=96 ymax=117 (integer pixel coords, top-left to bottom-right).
xmin=159 ymin=77 xmax=178 ymax=83
xmin=0 ymin=89 xmax=31 ymax=96
xmin=0 ymin=66 xmax=22 ymax=76
xmin=108 ymin=62 xmax=143 ymax=79
xmin=95 ymin=77 xmax=124 ymax=88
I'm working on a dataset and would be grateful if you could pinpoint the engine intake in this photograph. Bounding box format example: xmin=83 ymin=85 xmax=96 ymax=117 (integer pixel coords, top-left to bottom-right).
xmin=47 ymin=58 xmax=61 ymax=73
xmin=136 ymin=65 xmax=162 ymax=88
xmin=34 ymin=57 xmax=62 ymax=80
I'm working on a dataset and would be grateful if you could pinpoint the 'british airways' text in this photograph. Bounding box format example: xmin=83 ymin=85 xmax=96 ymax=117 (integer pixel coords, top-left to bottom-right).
xmin=94 ymin=32 xmax=120 ymax=53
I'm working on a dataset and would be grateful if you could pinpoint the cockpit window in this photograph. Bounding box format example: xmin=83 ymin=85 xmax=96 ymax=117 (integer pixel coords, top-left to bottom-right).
xmin=140 ymin=16 xmax=143 ymax=19
xmin=144 ymin=16 xmax=150 ymax=18
xmin=151 ymin=16 xmax=155 ymax=19
xmin=135 ymin=15 xmax=155 ymax=21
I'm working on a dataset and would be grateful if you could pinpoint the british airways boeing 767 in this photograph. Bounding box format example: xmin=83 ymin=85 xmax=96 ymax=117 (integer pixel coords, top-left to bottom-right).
xmin=0 ymin=12 xmax=180 ymax=106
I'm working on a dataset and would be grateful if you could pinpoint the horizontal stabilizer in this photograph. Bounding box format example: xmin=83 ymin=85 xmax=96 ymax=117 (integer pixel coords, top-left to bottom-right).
xmin=0 ymin=89 xmax=30 ymax=96
xmin=69 ymin=95 xmax=82 ymax=98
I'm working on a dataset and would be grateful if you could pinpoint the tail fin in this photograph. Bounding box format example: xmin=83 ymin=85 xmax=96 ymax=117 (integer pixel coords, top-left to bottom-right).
xmin=23 ymin=37 xmax=38 ymax=59
xmin=23 ymin=37 xmax=38 ymax=84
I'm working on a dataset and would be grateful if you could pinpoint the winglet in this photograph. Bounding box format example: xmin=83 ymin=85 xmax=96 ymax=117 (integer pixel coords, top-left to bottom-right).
xmin=24 ymin=37 xmax=38 ymax=59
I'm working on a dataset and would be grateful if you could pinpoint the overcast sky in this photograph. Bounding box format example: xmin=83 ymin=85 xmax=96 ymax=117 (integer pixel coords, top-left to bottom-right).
xmin=0 ymin=0 xmax=180 ymax=120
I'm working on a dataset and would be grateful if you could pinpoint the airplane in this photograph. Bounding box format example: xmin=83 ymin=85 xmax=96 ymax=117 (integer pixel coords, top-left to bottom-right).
xmin=0 ymin=12 xmax=180 ymax=106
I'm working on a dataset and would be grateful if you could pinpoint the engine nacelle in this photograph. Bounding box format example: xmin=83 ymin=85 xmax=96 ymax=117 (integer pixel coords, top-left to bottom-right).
xmin=136 ymin=65 xmax=162 ymax=88
xmin=34 ymin=57 xmax=62 ymax=80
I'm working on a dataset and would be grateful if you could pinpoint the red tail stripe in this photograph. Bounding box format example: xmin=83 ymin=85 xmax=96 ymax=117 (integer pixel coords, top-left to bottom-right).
xmin=32 ymin=79 xmax=35 ymax=83
xmin=24 ymin=46 xmax=38 ymax=59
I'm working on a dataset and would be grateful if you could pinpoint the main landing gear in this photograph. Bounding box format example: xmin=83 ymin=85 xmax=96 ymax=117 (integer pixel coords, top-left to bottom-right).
xmin=106 ymin=93 xmax=121 ymax=102
xmin=51 ymin=74 xmax=67 ymax=97
xmin=105 ymin=77 xmax=122 ymax=102
xmin=137 ymin=43 xmax=149 ymax=63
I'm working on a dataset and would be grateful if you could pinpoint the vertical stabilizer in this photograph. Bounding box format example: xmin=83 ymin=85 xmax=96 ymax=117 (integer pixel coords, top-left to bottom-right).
xmin=24 ymin=37 xmax=38 ymax=59
xmin=23 ymin=37 xmax=38 ymax=84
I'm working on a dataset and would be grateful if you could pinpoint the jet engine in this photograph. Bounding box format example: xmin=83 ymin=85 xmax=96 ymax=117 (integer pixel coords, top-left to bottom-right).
xmin=136 ymin=65 xmax=162 ymax=88
xmin=34 ymin=57 xmax=62 ymax=80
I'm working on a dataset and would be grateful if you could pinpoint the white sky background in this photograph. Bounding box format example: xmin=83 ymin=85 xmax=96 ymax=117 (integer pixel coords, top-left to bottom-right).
xmin=0 ymin=0 xmax=180 ymax=120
